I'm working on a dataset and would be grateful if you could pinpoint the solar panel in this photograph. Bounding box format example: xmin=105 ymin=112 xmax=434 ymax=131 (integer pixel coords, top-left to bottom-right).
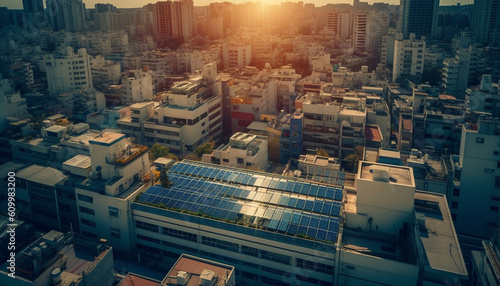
xmin=309 ymin=185 xmax=319 ymax=197
xmin=309 ymin=217 xmax=319 ymax=228
xmin=140 ymin=161 xmax=345 ymax=244
xmin=304 ymin=200 xmax=315 ymax=212
xmin=316 ymin=230 xmax=327 ymax=241
xmin=313 ymin=201 xmax=323 ymax=213
xmin=287 ymin=224 xmax=298 ymax=234
xmin=306 ymin=227 xmax=317 ymax=238
xmin=299 ymin=215 xmax=311 ymax=227
xmin=279 ymin=195 xmax=290 ymax=206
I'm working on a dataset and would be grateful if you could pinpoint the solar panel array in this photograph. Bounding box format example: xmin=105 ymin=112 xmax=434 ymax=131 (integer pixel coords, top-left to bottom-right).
xmin=138 ymin=161 xmax=343 ymax=243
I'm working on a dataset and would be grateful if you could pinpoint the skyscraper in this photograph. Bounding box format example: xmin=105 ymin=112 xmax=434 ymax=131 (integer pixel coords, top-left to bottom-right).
xmin=472 ymin=0 xmax=500 ymax=45
xmin=22 ymin=0 xmax=44 ymax=14
xmin=154 ymin=0 xmax=194 ymax=41
xmin=46 ymin=0 xmax=86 ymax=32
xmin=398 ymin=0 xmax=439 ymax=39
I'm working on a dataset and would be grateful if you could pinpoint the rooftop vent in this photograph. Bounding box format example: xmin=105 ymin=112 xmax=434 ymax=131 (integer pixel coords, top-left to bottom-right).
xmin=370 ymin=165 xmax=389 ymax=182
xmin=176 ymin=271 xmax=191 ymax=286
xmin=200 ymin=269 xmax=217 ymax=286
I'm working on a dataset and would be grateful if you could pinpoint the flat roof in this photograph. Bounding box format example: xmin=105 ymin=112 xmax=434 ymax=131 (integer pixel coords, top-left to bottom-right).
xmin=130 ymin=101 xmax=154 ymax=109
xmin=359 ymin=162 xmax=413 ymax=186
xmin=137 ymin=160 xmax=343 ymax=244
xmin=45 ymin=125 xmax=67 ymax=133
xmin=89 ymin=132 xmax=125 ymax=146
xmin=378 ymin=148 xmax=400 ymax=159
xmin=0 ymin=161 xmax=30 ymax=178
xmin=17 ymin=164 xmax=67 ymax=186
xmin=402 ymin=118 xmax=412 ymax=131
xmin=415 ymin=192 xmax=467 ymax=277
xmin=340 ymin=109 xmax=365 ymax=117
xmin=246 ymin=121 xmax=268 ymax=132
xmin=61 ymin=130 xmax=102 ymax=147
xmin=164 ymin=254 xmax=234 ymax=286
xmin=63 ymin=155 xmax=91 ymax=169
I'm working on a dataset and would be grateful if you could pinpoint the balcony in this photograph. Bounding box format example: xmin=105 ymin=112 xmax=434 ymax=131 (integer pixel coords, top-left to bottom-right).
xmin=115 ymin=145 xmax=148 ymax=166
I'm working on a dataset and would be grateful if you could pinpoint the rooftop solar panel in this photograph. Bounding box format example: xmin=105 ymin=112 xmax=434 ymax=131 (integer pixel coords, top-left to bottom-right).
xmin=138 ymin=161 xmax=343 ymax=243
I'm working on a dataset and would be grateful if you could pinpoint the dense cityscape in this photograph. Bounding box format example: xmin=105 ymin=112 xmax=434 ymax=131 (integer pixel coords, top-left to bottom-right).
xmin=0 ymin=0 xmax=497 ymax=285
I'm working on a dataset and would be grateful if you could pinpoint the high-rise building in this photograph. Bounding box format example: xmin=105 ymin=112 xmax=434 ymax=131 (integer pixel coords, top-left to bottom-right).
xmin=472 ymin=0 xmax=500 ymax=45
xmin=352 ymin=13 xmax=367 ymax=52
xmin=450 ymin=116 xmax=500 ymax=238
xmin=44 ymin=47 xmax=93 ymax=96
xmin=22 ymin=0 xmax=43 ymax=14
xmin=442 ymin=48 xmax=472 ymax=99
xmin=46 ymin=0 xmax=86 ymax=32
xmin=46 ymin=0 xmax=65 ymax=31
xmin=326 ymin=12 xmax=351 ymax=39
xmin=398 ymin=0 xmax=439 ymax=39
xmin=154 ymin=0 xmax=195 ymax=41
xmin=392 ymin=33 xmax=426 ymax=82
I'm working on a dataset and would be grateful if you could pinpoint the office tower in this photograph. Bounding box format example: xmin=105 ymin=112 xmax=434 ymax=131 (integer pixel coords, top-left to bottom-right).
xmin=398 ymin=0 xmax=439 ymax=39
xmin=472 ymin=0 xmax=500 ymax=45
xmin=23 ymin=0 xmax=44 ymax=14
xmin=154 ymin=0 xmax=194 ymax=41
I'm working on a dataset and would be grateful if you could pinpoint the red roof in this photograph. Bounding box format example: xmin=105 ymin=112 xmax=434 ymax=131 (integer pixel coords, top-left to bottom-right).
xmin=402 ymin=119 xmax=412 ymax=131
xmin=365 ymin=126 xmax=382 ymax=142
xmin=118 ymin=274 xmax=160 ymax=286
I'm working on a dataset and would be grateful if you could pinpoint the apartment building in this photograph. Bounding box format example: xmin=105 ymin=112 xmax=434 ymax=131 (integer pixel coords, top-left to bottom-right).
xmin=44 ymin=47 xmax=93 ymax=96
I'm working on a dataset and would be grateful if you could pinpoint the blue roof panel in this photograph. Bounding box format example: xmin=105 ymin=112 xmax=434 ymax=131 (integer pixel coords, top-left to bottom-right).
xmin=138 ymin=160 xmax=343 ymax=244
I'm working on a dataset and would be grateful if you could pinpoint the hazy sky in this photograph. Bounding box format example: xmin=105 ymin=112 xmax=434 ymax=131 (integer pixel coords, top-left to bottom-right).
xmin=2 ymin=0 xmax=473 ymax=10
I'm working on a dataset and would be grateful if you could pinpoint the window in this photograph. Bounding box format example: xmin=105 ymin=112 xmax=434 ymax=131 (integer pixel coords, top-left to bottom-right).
xmin=137 ymin=234 xmax=160 ymax=244
xmin=232 ymin=105 xmax=239 ymax=110
xmin=81 ymin=218 xmax=96 ymax=228
xmin=201 ymin=236 xmax=239 ymax=252
xmin=79 ymin=206 xmax=95 ymax=216
xmin=223 ymin=158 xmax=229 ymax=163
xmin=78 ymin=194 xmax=93 ymax=203
xmin=135 ymin=220 xmax=159 ymax=233
xmin=261 ymin=250 xmax=291 ymax=265
xmin=237 ymin=158 xmax=244 ymax=164
xmin=496 ymin=176 xmax=500 ymax=188
xmin=491 ymin=206 xmax=499 ymax=212
xmin=82 ymin=231 xmax=97 ymax=239
xmin=451 ymin=214 xmax=457 ymax=221
xmin=241 ymin=271 xmax=259 ymax=281
xmin=242 ymin=245 xmax=259 ymax=257
xmin=162 ymin=227 xmax=197 ymax=242
xmin=476 ymin=137 xmax=484 ymax=143
xmin=494 ymin=151 xmax=500 ymax=156
xmin=296 ymin=258 xmax=334 ymax=274
xmin=246 ymin=162 xmax=252 ymax=167
xmin=451 ymin=201 xmax=458 ymax=209
xmin=110 ymin=228 xmax=120 ymax=238
xmin=109 ymin=206 xmax=118 ymax=217
xmin=453 ymin=188 xmax=460 ymax=197
xmin=160 ymin=239 xmax=198 ymax=254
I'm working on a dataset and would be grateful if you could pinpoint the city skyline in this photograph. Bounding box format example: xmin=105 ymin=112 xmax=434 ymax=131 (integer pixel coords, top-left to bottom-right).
xmin=3 ymin=0 xmax=472 ymax=9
